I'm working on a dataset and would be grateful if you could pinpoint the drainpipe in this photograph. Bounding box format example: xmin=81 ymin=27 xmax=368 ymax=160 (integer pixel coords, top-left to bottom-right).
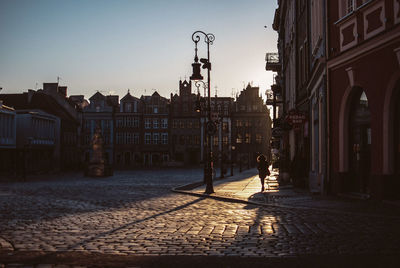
xmin=325 ymin=0 xmax=331 ymax=195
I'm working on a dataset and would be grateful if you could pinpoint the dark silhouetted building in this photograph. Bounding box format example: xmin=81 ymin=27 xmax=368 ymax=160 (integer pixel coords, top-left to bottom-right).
xmin=232 ymin=84 xmax=272 ymax=168
xmin=115 ymin=90 xmax=143 ymax=168
xmin=170 ymin=80 xmax=202 ymax=165
xmin=140 ymin=91 xmax=170 ymax=166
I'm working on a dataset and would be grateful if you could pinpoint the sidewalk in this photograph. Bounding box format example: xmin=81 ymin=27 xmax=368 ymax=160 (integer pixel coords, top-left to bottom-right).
xmin=173 ymin=168 xmax=400 ymax=217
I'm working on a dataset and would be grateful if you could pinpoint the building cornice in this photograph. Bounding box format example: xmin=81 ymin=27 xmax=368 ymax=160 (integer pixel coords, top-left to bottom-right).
xmin=327 ymin=27 xmax=400 ymax=70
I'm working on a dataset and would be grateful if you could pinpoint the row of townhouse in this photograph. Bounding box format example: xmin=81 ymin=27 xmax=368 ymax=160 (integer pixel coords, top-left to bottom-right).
xmin=268 ymin=0 xmax=400 ymax=199
xmin=79 ymin=80 xmax=272 ymax=169
xmin=1 ymin=79 xmax=271 ymax=175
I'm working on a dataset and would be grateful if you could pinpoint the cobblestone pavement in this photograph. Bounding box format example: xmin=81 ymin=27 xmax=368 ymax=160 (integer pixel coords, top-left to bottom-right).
xmin=1 ymin=168 xmax=400 ymax=266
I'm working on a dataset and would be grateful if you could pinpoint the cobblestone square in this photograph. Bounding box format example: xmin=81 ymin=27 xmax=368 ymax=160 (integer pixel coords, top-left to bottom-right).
xmin=1 ymin=169 xmax=400 ymax=267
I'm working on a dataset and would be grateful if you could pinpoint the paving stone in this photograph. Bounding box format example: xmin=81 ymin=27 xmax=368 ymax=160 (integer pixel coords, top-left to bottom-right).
xmin=0 ymin=169 xmax=399 ymax=260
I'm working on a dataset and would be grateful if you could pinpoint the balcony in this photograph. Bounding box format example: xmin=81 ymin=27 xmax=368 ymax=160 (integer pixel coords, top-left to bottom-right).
xmin=265 ymin=53 xmax=281 ymax=72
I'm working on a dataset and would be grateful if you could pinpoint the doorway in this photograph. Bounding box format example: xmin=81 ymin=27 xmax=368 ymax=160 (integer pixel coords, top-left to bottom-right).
xmin=349 ymin=90 xmax=371 ymax=193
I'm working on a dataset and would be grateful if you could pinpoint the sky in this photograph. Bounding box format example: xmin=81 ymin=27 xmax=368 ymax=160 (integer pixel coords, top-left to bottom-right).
xmin=0 ymin=0 xmax=278 ymax=100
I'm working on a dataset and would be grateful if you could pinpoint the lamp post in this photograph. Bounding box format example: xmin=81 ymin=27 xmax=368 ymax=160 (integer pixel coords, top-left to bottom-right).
xmin=194 ymin=81 xmax=207 ymax=184
xmin=231 ymin=145 xmax=235 ymax=176
xmin=218 ymin=104 xmax=224 ymax=179
xmin=190 ymin=30 xmax=215 ymax=194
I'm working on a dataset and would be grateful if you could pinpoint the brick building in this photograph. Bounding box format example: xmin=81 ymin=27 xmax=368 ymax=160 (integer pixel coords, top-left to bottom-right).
xmin=232 ymin=84 xmax=272 ymax=168
xmin=0 ymin=101 xmax=16 ymax=174
xmin=327 ymin=0 xmax=400 ymax=198
xmin=140 ymin=91 xmax=170 ymax=166
xmin=170 ymin=80 xmax=202 ymax=165
xmin=114 ymin=91 xmax=142 ymax=167
xmin=82 ymin=92 xmax=117 ymax=166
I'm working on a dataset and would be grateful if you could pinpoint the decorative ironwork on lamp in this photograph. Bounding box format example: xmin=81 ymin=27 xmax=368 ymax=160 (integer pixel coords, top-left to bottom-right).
xmin=190 ymin=40 xmax=204 ymax=81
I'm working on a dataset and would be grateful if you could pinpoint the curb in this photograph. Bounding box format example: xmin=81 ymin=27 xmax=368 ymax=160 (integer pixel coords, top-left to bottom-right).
xmin=171 ymin=183 xmax=400 ymax=219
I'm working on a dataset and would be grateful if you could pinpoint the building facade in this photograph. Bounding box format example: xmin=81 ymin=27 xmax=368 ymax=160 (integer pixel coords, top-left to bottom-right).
xmin=170 ymin=80 xmax=202 ymax=165
xmin=307 ymin=0 xmax=328 ymax=194
xmin=232 ymin=84 xmax=272 ymax=169
xmin=270 ymin=0 xmax=400 ymax=199
xmin=0 ymin=101 xmax=16 ymax=174
xmin=0 ymin=85 xmax=79 ymax=172
xmin=82 ymin=92 xmax=117 ymax=166
xmin=140 ymin=91 xmax=170 ymax=166
xmin=114 ymin=91 xmax=142 ymax=168
xmin=15 ymin=109 xmax=60 ymax=175
xmin=327 ymin=0 xmax=400 ymax=199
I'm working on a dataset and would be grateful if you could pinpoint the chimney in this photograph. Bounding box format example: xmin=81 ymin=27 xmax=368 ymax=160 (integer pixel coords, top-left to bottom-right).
xmin=58 ymin=86 xmax=67 ymax=97
xmin=43 ymin=83 xmax=58 ymax=94
xmin=27 ymin=89 xmax=35 ymax=103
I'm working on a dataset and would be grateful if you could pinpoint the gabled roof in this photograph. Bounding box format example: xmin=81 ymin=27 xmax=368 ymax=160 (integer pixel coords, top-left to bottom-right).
xmin=89 ymin=91 xmax=106 ymax=101
xmin=121 ymin=91 xmax=139 ymax=102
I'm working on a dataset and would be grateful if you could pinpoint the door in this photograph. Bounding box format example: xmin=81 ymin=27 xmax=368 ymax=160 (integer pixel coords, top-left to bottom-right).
xmin=349 ymin=91 xmax=371 ymax=193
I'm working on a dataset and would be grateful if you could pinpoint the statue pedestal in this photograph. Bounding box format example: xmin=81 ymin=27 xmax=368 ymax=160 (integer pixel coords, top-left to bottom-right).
xmin=87 ymin=162 xmax=105 ymax=177
xmin=85 ymin=128 xmax=113 ymax=177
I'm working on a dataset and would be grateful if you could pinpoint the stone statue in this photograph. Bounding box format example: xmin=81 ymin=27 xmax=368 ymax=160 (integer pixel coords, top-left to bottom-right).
xmin=86 ymin=127 xmax=112 ymax=177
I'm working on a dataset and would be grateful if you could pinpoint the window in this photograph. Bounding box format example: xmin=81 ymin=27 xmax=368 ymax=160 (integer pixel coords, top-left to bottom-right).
xmin=236 ymin=120 xmax=242 ymax=127
xmin=153 ymin=133 xmax=159 ymax=144
xmin=223 ymin=136 xmax=228 ymax=145
xmin=222 ymin=122 xmax=228 ymax=131
xmin=179 ymin=135 xmax=185 ymax=145
xmin=256 ymin=134 xmax=262 ymax=144
xmin=161 ymin=118 xmax=168 ymax=129
xmin=145 ymin=118 xmax=151 ymax=129
xmin=187 ymin=121 xmax=193 ymax=128
xmin=133 ymin=118 xmax=139 ymax=128
xmin=103 ymin=120 xmax=110 ymax=130
xmin=153 ymin=107 xmax=158 ymax=114
xmin=194 ymin=135 xmax=200 ymax=145
xmin=126 ymin=133 xmax=132 ymax=144
xmin=134 ymin=133 xmax=140 ymax=144
xmin=236 ymin=134 xmax=242 ymax=144
xmin=180 ymin=120 xmax=185 ymax=128
xmin=347 ymin=0 xmax=354 ymax=14
xmin=126 ymin=117 xmax=132 ymax=127
xmin=133 ymin=101 xmax=137 ymax=112
xmin=125 ymin=103 xmax=132 ymax=112
xmin=173 ymin=120 xmax=178 ymax=128
xmin=213 ymin=136 xmax=219 ymax=146
xmin=311 ymin=0 xmax=323 ymax=51
xmin=153 ymin=119 xmax=159 ymax=129
xmin=338 ymin=0 xmax=358 ymax=18
xmin=116 ymin=133 xmax=123 ymax=144
xmin=162 ymin=133 xmax=168 ymax=144
xmin=116 ymin=119 xmax=123 ymax=128
xmin=194 ymin=120 xmax=199 ymax=128
xmin=145 ymin=133 xmax=151 ymax=144
xmin=245 ymin=133 xmax=251 ymax=144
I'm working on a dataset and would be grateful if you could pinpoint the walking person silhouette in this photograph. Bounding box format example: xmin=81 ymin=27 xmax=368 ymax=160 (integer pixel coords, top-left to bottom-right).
xmin=257 ymin=154 xmax=270 ymax=192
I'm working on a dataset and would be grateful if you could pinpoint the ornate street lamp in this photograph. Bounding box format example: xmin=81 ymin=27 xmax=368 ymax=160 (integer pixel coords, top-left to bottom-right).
xmin=190 ymin=30 xmax=215 ymax=194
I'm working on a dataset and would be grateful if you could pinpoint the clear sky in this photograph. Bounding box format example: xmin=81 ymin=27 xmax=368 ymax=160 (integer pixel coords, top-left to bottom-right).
xmin=0 ymin=0 xmax=278 ymax=100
